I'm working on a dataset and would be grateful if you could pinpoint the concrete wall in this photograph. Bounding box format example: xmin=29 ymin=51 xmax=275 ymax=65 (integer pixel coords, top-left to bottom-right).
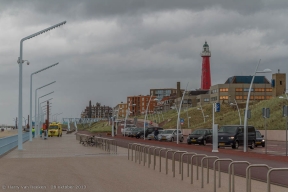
xmin=258 ymin=130 xmax=287 ymax=142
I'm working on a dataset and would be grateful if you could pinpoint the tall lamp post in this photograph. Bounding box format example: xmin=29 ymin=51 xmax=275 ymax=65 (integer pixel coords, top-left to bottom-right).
xmin=243 ymin=59 xmax=271 ymax=152
xmin=17 ymin=21 xmax=66 ymax=150
xmin=279 ymin=91 xmax=288 ymax=156
xmin=230 ymin=99 xmax=241 ymax=125
xmin=143 ymin=95 xmax=154 ymax=140
xmin=38 ymin=91 xmax=54 ymax=136
xmin=176 ymin=83 xmax=189 ymax=144
xmin=35 ymin=81 xmax=56 ymax=137
xmin=29 ymin=63 xmax=59 ymax=141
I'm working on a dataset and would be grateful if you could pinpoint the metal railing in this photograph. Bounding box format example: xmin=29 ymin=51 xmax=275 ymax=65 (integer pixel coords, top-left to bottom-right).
xmin=0 ymin=132 xmax=29 ymax=156
xmin=127 ymin=142 xmax=287 ymax=191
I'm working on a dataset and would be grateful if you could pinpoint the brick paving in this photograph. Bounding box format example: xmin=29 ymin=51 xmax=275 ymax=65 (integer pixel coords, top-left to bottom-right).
xmin=0 ymin=132 xmax=287 ymax=192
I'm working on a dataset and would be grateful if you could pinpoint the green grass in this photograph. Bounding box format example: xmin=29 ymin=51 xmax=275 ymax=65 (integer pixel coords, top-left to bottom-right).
xmin=77 ymin=121 xmax=112 ymax=133
xmin=137 ymin=95 xmax=288 ymax=130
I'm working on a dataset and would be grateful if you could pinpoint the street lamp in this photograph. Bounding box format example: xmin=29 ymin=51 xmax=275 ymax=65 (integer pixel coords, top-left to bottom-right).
xmin=18 ymin=21 xmax=66 ymax=150
xmin=29 ymin=63 xmax=59 ymax=141
xmin=279 ymin=91 xmax=288 ymax=156
xmin=144 ymin=94 xmax=154 ymax=140
xmin=116 ymin=108 xmax=122 ymax=136
xmin=243 ymin=59 xmax=271 ymax=152
xmin=230 ymin=99 xmax=241 ymax=125
xmin=176 ymin=82 xmax=189 ymax=144
xmin=197 ymin=104 xmax=206 ymax=123
xmin=35 ymin=81 xmax=56 ymax=137
xmin=38 ymin=91 xmax=54 ymax=136
xmin=55 ymin=113 xmax=63 ymax=122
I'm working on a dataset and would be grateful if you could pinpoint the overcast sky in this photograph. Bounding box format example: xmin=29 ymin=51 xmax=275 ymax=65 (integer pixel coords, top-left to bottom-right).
xmin=1 ymin=0 xmax=288 ymax=125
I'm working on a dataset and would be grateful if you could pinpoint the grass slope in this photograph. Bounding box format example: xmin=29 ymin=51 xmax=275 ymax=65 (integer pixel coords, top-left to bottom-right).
xmin=137 ymin=95 xmax=288 ymax=130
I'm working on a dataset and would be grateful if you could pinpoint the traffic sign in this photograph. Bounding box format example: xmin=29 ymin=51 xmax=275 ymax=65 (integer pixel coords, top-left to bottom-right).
xmin=180 ymin=118 xmax=184 ymax=123
xmin=215 ymin=103 xmax=220 ymax=112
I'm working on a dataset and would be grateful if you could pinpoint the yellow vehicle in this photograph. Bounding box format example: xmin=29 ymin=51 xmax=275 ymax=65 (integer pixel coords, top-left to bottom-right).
xmin=48 ymin=122 xmax=62 ymax=137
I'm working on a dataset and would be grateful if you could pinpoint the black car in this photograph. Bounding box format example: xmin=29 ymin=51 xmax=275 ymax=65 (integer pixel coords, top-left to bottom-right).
xmin=218 ymin=125 xmax=256 ymax=149
xmin=187 ymin=128 xmax=212 ymax=146
xmin=135 ymin=127 xmax=163 ymax=139
xmin=255 ymin=130 xmax=265 ymax=147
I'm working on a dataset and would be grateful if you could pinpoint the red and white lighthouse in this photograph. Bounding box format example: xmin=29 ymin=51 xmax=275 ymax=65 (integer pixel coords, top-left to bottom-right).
xmin=201 ymin=41 xmax=211 ymax=90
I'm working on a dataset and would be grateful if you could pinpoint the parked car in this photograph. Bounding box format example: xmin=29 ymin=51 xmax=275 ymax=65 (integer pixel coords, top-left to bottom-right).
xmin=123 ymin=128 xmax=134 ymax=136
xmin=129 ymin=128 xmax=143 ymax=137
xmin=121 ymin=125 xmax=137 ymax=136
xmin=158 ymin=129 xmax=184 ymax=142
xmin=135 ymin=127 xmax=163 ymax=139
xmin=147 ymin=130 xmax=163 ymax=140
xmin=187 ymin=128 xmax=212 ymax=145
xmin=255 ymin=130 xmax=265 ymax=147
xmin=218 ymin=125 xmax=256 ymax=149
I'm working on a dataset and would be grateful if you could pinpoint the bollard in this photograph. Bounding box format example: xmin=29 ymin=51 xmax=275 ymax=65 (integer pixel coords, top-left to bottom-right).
xmin=190 ymin=154 xmax=207 ymax=184
xmin=201 ymin=156 xmax=219 ymax=188
xmin=212 ymin=159 xmax=233 ymax=192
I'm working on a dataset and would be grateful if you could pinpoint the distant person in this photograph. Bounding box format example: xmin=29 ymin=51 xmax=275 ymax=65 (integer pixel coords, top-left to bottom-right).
xmin=32 ymin=127 xmax=35 ymax=138
xmin=154 ymin=128 xmax=159 ymax=140
xmin=40 ymin=128 xmax=43 ymax=137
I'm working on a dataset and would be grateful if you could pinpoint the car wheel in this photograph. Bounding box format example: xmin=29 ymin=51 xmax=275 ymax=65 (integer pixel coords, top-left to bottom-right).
xmin=180 ymin=137 xmax=184 ymax=142
xmin=262 ymin=143 xmax=265 ymax=147
xmin=57 ymin=134 xmax=59 ymax=137
xmin=203 ymin=139 xmax=207 ymax=146
xmin=250 ymin=141 xmax=255 ymax=149
xmin=171 ymin=137 xmax=174 ymax=142
xmin=232 ymin=141 xmax=239 ymax=149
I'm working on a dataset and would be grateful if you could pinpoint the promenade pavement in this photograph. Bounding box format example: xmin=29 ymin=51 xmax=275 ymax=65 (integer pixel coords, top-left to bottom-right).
xmin=0 ymin=132 xmax=287 ymax=192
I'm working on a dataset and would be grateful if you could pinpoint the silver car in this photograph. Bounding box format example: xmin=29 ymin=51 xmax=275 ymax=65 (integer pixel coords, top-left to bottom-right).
xmin=158 ymin=129 xmax=184 ymax=142
xmin=147 ymin=130 xmax=163 ymax=140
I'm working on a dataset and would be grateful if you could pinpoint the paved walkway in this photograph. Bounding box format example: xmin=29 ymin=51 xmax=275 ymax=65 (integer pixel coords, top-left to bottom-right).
xmin=0 ymin=133 xmax=287 ymax=192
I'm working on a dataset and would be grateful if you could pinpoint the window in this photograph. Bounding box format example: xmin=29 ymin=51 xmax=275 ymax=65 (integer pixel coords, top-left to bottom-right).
xmin=220 ymin=96 xmax=228 ymax=100
xmin=142 ymin=98 xmax=144 ymax=101
xmin=266 ymin=96 xmax=272 ymax=99
xmin=211 ymin=96 xmax=218 ymax=101
xmin=220 ymin=88 xmax=228 ymax=92
xmin=235 ymin=88 xmax=243 ymax=92
xmin=254 ymin=96 xmax=265 ymax=100
xmin=204 ymin=98 xmax=210 ymax=102
xmin=211 ymin=89 xmax=218 ymax=94
xmin=236 ymin=96 xmax=243 ymax=100
xmin=266 ymin=88 xmax=272 ymax=92
xmin=280 ymin=81 xmax=282 ymax=85
xmin=255 ymin=88 xmax=265 ymax=92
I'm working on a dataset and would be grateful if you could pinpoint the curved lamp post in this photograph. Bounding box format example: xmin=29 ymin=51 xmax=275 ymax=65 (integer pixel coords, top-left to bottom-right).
xmin=37 ymin=91 xmax=54 ymax=136
xmin=144 ymin=95 xmax=154 ymax=140
xmin=29 ymin=63 xmax=59 ymax=141
xmin=279 ymin=91 xmax=288 ymax=156
xmin=243 ymin=59 xmax=271 ymax=152
xmin=35 ymin=81 xmax=56 ymax=137
xmin=176 ymin=82 xmax=189 ymax=144
xmin=230 ymin=99 xmax=241 ymax=125
xmin=18 ymin=21 xmax=66 ymax=150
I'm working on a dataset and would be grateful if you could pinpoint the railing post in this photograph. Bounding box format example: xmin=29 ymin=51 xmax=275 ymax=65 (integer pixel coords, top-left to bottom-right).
xmin=246 ymin=164 xmax=271 ymax=192
xmin=181 ymin=152 xmax=197 ymax=180
xmin=190 ymin=154 xmax=207 ymax=184
xmin=201 ymin=156 xmax=219 ymax=188
xmin=267 ymin=168 xmax=288 ymax=192
xmin=212 ymin=159 xmax=233 ymax=192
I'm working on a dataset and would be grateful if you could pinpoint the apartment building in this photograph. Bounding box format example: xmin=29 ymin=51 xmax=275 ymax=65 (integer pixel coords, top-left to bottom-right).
xmin=81 ymin=102 xmax=112 ymax=119
xmin=127 ymin=95 xmax=157 ymax=116
xmin=114 ymin=102 xmax=127 ymax=118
